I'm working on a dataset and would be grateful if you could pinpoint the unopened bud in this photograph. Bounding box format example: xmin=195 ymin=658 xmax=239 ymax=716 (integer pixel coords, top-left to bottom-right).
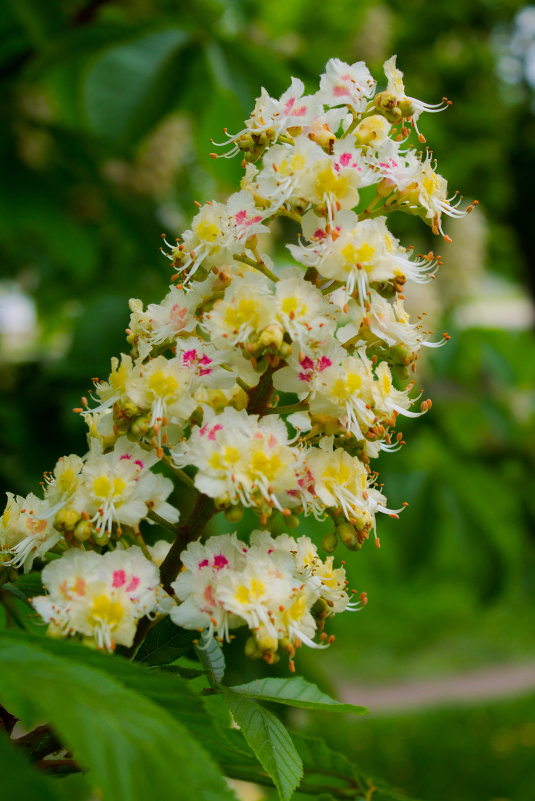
xmin=354 ymin=115 xmax=391 ymax=147
xmin=93 ymin=528 xmax=110 ymax=546
xmin=321 ymin=530 xmax=338 ymax=553
xmin=337 ymin=522 xmax=362 ymax=551
xmin=224 ymin=505 xmax=243 ymax=523
xmin=278 ymin=341 xmax=292 ymax=360
xmin=73 ymin=519 xmax=93 ymax=542
xmin=284 ymin=514 xmax=300 ymax=530
xmin=54 ymin=507 xmax=81 ymax=532
xmin=259 ymin=324 xmax=284 ymax=350
xmin=128 ymin=413 xmax=152 ymax=441
xmin=374 ymin=90 xmax=403 ymax=123
xmin=308 ymin=123 xmax=336 ymax=152
xmin=245 ymin=636 xmax=262 ymax=659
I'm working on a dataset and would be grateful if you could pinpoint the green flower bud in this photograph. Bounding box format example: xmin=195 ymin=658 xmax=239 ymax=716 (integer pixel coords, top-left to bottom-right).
xmin=321 ymin=530 xmax=338 ymax=553
xmin=224 ymin=505 xmax=243 ymax=523
xmin=128 ymin=413 xmax=152 ymax=441
xmin=93 ymin=528 xmax=110 ymax=546
xmin=73 ymin=519 xmax=93 ymax=542
xmin=284 ymin=514 xmax=300 ymax=529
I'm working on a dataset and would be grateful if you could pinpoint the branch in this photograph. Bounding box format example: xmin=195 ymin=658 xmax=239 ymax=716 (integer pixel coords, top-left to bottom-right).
xmin=159 ymin=494 xmax=217 ymax=593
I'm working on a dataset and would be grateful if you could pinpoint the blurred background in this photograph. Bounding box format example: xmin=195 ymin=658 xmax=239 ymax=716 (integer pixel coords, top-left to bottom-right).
xmin=1 ymin=1 xmax=535 ymax=799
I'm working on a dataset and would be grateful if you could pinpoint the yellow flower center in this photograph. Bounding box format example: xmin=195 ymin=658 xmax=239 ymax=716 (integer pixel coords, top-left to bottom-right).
xmin=332 ymin=372 xmax=361 ymax=400
xmin=315 ymin=165 xmax=352 ymax=199
xmin=148 ymin=371 xmax=179 ymax=399
xmin=195 ymin=220 xmax=220 ymax=242
xmin=92 ymin=475 xmax=127 ymax=499
xmin=224 ymin=299 xmax=260 ymax=330
xmin=250 ymin=450 xmax=284 ymax=481
xmin=90 ymin=594 xmax=124 ymax=629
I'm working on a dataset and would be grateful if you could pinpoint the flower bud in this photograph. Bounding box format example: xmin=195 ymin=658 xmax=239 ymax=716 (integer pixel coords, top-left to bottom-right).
xmin=354 ymin=115 xmax=391 ymax=147
xmin=308 ymin=123 xmax=336 ymax=152
xmin=278 ymin=342 xmax=292 ymax=360
xmin=245 ymin=636 xmax=262 ymax=659
xmin=224 ymin=505 xmax=243 ymax=523
xmin=284 ymin=514 xmax=300 ymax=529
xmin=93 ymin=528 xmax=110 ymax=546
xmin=337 ymin=522 xmax=362 ymax=551
xmin=321 ymin=530 xmax=338 ymax=553
xmin=73 ymin=519 xmax=93 ymax=542
xmin=259 ymin=324 xmax=284 ymax=350
xmin=54 ymin=507 xmax=81 ymax=532
xmin=374 ymin=91 xmax=403 ymax=123
xmin=128 ymin=413 xmax=152 ymax=441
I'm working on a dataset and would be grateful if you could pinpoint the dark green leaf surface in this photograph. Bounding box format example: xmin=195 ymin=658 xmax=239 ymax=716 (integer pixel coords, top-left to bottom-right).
xmin=223 ymin=688 xmax=303 ymax=801
xmin=228 ymin=677 xmax=367 ymax=715
xmin=0 ymin=728 xmax=63 ymax=801
xmin=0 ymin=632 xmax=235 ymax=801
xmin=134 ymin=616 xmax=196 ymax=665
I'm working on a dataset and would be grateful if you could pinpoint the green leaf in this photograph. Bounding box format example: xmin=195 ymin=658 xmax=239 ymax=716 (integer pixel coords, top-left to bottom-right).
xmin=83 ymin=27 xmax=190 ymax=147
xmin=13 ymin=572 xmax=44 ymax=597
xmin=291 ymin=732 xmax=365 ymax=796
xmin=194 ymin=633 xmax=226 ymax=683
xmin=228 ymin=677 xmax=367 ymax=715
xmin=134 ymin=616 xmax=197 ymax=665
xmin=0 ymin=728 xmax=64 ymax=801
xmin=223 ymin=688 xmax=303 ymax=801
xmin=0 ymin=631 xmax=236 ymax=801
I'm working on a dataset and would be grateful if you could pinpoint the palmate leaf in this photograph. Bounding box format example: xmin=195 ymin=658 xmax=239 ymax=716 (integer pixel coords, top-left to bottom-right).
xmin=0 ymin=631 xmax=236 ymax=801
xmin=228 ymin=676 xmax=367 ymax=715
xmin=223 ymin=688 xmax=303 ymax=801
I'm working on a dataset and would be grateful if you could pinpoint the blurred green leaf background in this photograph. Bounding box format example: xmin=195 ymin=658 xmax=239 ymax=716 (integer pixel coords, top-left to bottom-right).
xmin=1 ymin=1 xmax=535 ymax=799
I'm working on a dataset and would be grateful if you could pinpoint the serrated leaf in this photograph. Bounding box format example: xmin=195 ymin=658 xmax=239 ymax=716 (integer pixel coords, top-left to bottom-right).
xmin=228 ymin=677 xmax=367 ymax=715
xmin=194 ymin=634 xmax=226 ymax=683
xmin=223 ymin=688 xmax=303 ymax=801
xmin=1 ymin=631 xmax=240 ymax=777
xmin=0 ymin=632 xmax=236 ymax=801
xmin=134 ymin=616 xmax=196 ymax=665
xmin=84 ymin=28 xmax=189 ymax=147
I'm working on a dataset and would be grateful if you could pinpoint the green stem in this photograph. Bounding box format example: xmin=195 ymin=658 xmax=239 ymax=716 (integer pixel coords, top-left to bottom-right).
xmin=277 ymin=206 xmax=302 ymax=224
xmin=233 ymin=253 xmax=279 ymax=283
xmin=147 ymin=510 xmax=180 ymax=536
xmin=161 ymin=454 xmax=196 ymax=491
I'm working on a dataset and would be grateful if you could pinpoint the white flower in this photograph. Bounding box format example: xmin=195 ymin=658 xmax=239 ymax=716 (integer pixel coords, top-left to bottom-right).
xmin=173 ymin=408 xmax=303 ymax=513
xmin=202 ymin=272 xmax=275 ymax=348
xmin=274 ymin=268 xmax=335 ymax=347
xmin=79 ymin=440 xmax=177 ymax=535
xmin=171 ymin=192 xmax=269 ymax=282
xmin=317 ymin=58 xmax=376 ymax=114
xmin=0 ymin=492 xmax=59 ymax=572
xmin=383 ymin=55 xmax=450 ymax=136
xmin=32 ymin=546 xmax=161 ymax=651
xmin=214 ymin=78 xmax=317 ymax=156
